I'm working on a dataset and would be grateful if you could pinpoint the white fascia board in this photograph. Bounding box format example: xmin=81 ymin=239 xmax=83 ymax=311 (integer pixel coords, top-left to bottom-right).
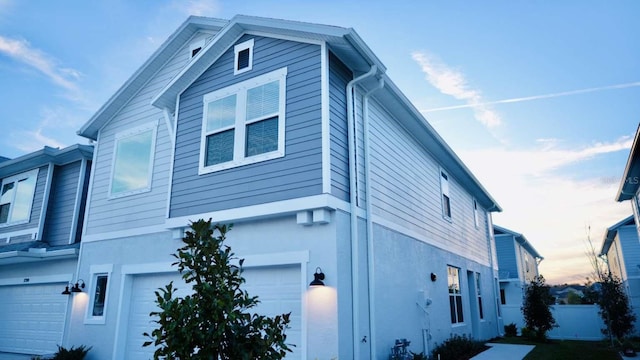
xmin=165 ymin=194 xmax=349 ymax=229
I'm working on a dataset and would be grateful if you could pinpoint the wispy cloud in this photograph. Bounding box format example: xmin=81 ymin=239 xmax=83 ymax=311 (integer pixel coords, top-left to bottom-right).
xmin=460 ymin=137 xmax=633 ymax=284
xmin=412 ymin=51 xmax=501 ymax=128
xmin=8 ymin=106 xmax=86 ymax=153
xmin=0 ymin=35 xmax=82 ymax=93
xmin=171 ymin=0 xmax=220 ymax=16
xmin=422 ymin=82 xmax=640 ymax=113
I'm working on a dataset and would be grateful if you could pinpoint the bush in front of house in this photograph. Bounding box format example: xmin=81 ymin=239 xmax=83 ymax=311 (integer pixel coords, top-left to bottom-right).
xmin=430 ymin=334 xmax=488 ymax=360
xmin=504 ymin=323 xmax=518 ymax=337
xmin=51 ymin=345 xmax=91 ymax=360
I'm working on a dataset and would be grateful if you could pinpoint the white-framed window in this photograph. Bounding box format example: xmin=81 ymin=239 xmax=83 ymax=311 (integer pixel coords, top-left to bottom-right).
xmin=85 ymin=264 xmax=113 ymax=325
xmin=190 ymin=38 xmax=206 ymax=58
xmin=199 ymin=67 xmax=287 ymax=174
xmin=0 ymin=168 xmax=39 ymax=226
xmin=448 ymin=266 xmax=464 ymax=324
xmin=473 ymin=199 xmax=479 ymax=228
xmin=440 ymin=170 xmax=451 ymax=220
xmin=476 ymin=272 xmax=484 ymax=320
xmin=234 ymin=39 xmax=254 ymax=75
xmin=109 ymin=121 xmax=157 ymax=198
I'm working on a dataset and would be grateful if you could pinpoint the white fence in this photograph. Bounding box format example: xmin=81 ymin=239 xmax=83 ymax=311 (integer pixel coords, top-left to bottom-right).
xmin=501 ymin=304 xmax=605 ymax=340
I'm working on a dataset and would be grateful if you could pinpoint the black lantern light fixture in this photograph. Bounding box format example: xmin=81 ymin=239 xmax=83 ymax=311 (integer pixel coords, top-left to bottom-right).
xmin=309 ymin=267 xmax=325 ymax=287
xmin=71 ymin=279 xmax=86 ymax=293
xmin=62 ymin=279 xmax=85 ymax=295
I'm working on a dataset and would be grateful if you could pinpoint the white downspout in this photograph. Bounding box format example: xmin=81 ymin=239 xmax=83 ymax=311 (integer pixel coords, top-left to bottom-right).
xmin=363 ymin=78 xmax=384 ymax=360
xmin=346 ymin=65 xmax=377 ymax=360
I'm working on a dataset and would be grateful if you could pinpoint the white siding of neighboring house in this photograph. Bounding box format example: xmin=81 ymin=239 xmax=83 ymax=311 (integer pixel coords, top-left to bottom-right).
xmin=366 ymin=97 xmax=491 ymax=265
xmin=84 ymin=32 xmax=213 ymax=236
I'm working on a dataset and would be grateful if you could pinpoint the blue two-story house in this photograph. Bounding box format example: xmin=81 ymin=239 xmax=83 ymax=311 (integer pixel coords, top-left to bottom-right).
xmin=68 ymin=15 xmax=502 ymax=359
xmin=0 ymin=145 xmax=92 ymax=357
xmin=493 ymin=225 xmax=543 ymax=331
xmin=600 ymin=215 xmax=640 ymax=333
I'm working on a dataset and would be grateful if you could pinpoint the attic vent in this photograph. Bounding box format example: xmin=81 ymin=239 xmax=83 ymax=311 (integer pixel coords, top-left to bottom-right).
xmin=189 ymin=38 xmax=206 ymax=59
xmin=234 ymin=39 xmax=254 ymax=75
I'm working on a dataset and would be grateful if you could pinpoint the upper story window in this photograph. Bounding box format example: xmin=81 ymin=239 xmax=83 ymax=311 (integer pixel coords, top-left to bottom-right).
xmin=109 ymin=121 xmax=157 ymax=198
xmin=199 ymin=67 xmax=287 ymax=175
xmin=473 ymin=199 xmax=479 ymax=228
xmin=440 ymin=170 xmax=451 ymax=220
xmin=0 ymin=169 xmax=38 ymax=226
xmin=234 ymin=39 xmax=254 ymax=75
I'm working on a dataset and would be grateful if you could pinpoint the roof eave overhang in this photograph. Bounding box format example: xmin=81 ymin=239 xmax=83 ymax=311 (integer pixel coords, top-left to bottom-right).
xmin=0 ymin=144 xmax=93 ymax=178
xmin=600 ymin=214 xmax=635 ymax=255
xmin=616 ymin=124 xmax=640 ymax=201
xmin=151 ymin=15 xmax=383 ymax=113
xmin=77 ymin=16 xmax=229 ymax=140
xmin=0 ymin=248 xmax=79 ymax=266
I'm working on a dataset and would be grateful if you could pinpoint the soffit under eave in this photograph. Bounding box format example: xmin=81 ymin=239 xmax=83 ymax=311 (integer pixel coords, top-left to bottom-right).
xmin=616 ymin=124 xmax=640 ymax=201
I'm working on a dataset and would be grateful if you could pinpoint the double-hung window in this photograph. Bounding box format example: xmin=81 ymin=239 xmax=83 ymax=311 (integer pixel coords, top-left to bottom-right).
xmin=448 ymin=266 xmax=464 ymax=324
xmin=440 ymin=170 xmax=451 ymax=220
xmin=0 ymin=169 xmax=38 ymax=226
xmin=109 ymin=122 xmax=157 ymax=198
xmin=200 ymin=67 xmax=287 ymax=174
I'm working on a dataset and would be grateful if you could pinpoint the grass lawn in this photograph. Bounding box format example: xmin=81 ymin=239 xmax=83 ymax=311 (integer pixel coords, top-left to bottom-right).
xmin=491 ymin=337 xmax=622 ymax=360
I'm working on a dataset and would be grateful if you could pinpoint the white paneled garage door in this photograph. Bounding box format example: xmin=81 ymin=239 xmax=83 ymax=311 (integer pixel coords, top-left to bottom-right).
xmin=124 ymin=265 xmax=302 ymax=360
xmin=0 ymin=282 xmax=68 ymax=355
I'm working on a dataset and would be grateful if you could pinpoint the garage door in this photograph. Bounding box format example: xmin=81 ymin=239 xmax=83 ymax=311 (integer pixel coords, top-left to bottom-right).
xmin=124 ymin=265 xmax=302 ymax=359
xmin=0 ymin=282 xmax=68 ymax=355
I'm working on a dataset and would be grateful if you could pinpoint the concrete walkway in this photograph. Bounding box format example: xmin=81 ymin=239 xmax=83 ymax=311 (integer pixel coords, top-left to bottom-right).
xmin=470 ymin=343 xmax=536 ymax=360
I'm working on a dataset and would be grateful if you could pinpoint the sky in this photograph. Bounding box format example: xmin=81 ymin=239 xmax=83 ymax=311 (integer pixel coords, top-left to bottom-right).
xmin=0 ymin=0 xmax=638 ymax=284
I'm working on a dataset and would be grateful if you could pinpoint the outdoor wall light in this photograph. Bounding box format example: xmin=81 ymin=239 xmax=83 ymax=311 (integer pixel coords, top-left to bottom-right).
xmin=309 ymin=267 xmax=325 ymax=287
xmin=71 ymin=279 xmax=86 ymax=293
xmin=430 ymin=273 xmax=437 ymax=282
xmin=62 ymin=279 xmax=85 ymax=295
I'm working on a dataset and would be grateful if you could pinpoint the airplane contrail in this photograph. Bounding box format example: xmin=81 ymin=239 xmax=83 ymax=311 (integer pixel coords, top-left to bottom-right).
xmin=421 ymin=81 xmax=640 ymax=113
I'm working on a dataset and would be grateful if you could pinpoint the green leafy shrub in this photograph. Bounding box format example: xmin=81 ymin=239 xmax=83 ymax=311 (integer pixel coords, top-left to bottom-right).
xmin=504 ymin=323 xmax=518 ymax=337
xmin=52 ymin=345 xmax=91 ymax=360
xmin=143 ymin=219 xmax=292 ymax=360
xmin=521 ymin=275 xmax=556 ymax=341
xmin=520 ymin=327 xmax=535 ymax=340
xmin=430 ymin=334 xmax=488 ymax=360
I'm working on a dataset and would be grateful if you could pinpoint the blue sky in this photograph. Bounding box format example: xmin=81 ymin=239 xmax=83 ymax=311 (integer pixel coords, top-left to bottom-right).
xmin=1 ymin=0 xmax=638 ymax=284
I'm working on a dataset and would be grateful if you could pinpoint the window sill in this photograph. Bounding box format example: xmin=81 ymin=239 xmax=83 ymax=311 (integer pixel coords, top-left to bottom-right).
xmin=84 ymin=317 xmax=106 ymax=325
xmin=199 ymin=149 xmax=284 ymax=175
xmin=108 ymin=187 xmax=152 ymax=200
xmin=0 ymin=220 xmax=29 ymax=228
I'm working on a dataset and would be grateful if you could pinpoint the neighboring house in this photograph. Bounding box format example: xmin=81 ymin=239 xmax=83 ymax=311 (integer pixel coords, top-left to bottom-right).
xmin=600 ymin=215 xmax=640 ymax=330
xmin=0 ymin=145 xmax=93 ymax=357
xmin=66 ymin=15 xmax=502 ymax=359
xmin=494 ymin=225 xmax=543 ymax=329
xmin=616 ymin=124 xmax=640 ymax=240
xmin=550 ymin=286 xmax=585 ymax=305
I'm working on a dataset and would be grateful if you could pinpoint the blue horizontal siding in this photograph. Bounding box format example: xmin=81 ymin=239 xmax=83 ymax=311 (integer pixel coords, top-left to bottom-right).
xmin=329 ymin=53 xmax=351 ymax=202
xmin=170 ymin=35 xmax=323 ymax=217
xmin=495 ymin=235 xmax=517 ymax=279
xmin=43 ymin=162 xmax=82 ymax=246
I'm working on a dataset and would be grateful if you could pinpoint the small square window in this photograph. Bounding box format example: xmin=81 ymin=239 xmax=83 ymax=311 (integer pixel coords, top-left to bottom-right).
xmin=234 ymin=39 xmax=254 ymax=75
